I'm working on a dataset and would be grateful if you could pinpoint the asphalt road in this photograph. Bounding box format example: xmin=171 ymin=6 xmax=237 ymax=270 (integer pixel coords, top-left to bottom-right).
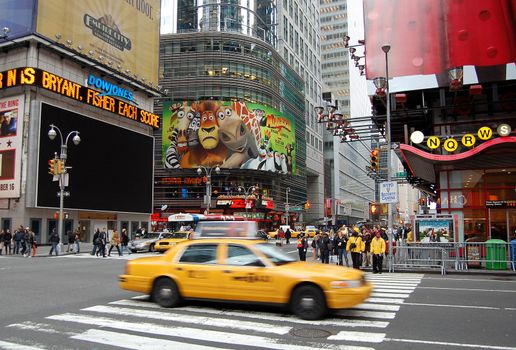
xmin=0 ymin=248 xmax=515 ymax=350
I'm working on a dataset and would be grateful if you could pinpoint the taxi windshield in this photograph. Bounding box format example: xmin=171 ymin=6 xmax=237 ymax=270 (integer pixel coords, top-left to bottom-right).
xmin=254 ymin=243 xmax=296 ymax=266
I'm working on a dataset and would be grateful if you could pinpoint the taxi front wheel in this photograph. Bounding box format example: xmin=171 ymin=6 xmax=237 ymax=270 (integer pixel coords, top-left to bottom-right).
xmin=291 ymin=285 xmax=327 ymax=320
xmin=152 ymin=278 xmax=181 ymax=308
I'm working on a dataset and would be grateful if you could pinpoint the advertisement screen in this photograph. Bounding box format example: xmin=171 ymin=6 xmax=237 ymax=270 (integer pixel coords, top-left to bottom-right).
xmin=37 ymin=103 xmax=153 ymax=213
xmin=0 ymin=94 xmax=24 ymax=198
xmin=162 ymin=100 xmax=296 ymax=174
xmin=36 ymin=0 xmax=160 ymax=86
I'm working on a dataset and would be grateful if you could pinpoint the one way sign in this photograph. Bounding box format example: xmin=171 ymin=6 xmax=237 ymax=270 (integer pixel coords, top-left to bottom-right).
xmin=380 ymin=181 xmax=398 ymax=204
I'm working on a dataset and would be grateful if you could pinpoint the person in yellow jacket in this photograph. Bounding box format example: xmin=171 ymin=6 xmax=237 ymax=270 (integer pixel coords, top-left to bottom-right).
xmin=346 ymin=228 xmax=363 ymax=269
xmin=370 ymin=230 xmax=386 ymax=273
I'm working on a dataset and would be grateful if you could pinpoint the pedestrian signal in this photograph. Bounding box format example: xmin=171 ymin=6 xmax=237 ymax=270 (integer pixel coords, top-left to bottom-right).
xmin=370 ymin=202 xmax=379 ymax=216
xmin=370 ymin=149 xmax=379 ymax=171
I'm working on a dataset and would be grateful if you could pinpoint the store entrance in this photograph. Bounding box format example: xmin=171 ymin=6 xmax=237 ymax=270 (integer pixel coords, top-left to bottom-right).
xmin=489 ymin=209 xmax=516 ymax=241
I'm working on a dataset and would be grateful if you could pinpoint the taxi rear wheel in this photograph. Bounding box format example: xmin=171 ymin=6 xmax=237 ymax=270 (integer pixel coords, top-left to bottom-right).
xmin=152 ymin=278 xmax=181 ymax=308
xmin=149 ymin=244 xmax=155 ymax=252
xmin=291 ymin=285 xmax=327 ymax=320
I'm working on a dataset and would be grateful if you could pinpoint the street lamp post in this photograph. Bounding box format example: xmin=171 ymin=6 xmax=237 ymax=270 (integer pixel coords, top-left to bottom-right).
xmin=48 ymin=124 xmax=81 ymax=244
xmin=285 ymin=187 xmax=291 ymax=226
xmin=238 ymin=185 xmax=256 ymax=216
xmin=381 ymin=44 xmax=394 ymax=271
xmin=197 ymin=165 xmax=220 ymax=214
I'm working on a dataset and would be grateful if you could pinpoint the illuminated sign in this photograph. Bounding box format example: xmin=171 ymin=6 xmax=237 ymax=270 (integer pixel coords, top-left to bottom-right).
xmin=412 ymin=124 xmax=513 ymax=152
xmin=162 ymin=100 xmax=296 ymax=173
xmin=0 ymin=67 xmax=159 ymax=129
xmin=443 ymin=138 xmax=458 ymax=152
xmin=87 ymin=74 xmax=133 ymax=101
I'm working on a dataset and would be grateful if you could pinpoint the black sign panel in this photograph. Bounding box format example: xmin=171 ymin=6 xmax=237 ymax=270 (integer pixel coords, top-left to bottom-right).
xmin=37 ymin=103 xmax=153 ymax=213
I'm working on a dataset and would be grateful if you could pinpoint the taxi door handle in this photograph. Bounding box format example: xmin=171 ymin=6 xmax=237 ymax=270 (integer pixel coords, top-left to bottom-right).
xmin=175 ymin=267 xmax=183 ymax=271
xmin=223 ymin=270 xmax=232 ymax=274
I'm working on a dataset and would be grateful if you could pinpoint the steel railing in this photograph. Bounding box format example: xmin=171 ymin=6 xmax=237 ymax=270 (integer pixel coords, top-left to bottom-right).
xmin=390 ymin=241 xmax=516 ymax=275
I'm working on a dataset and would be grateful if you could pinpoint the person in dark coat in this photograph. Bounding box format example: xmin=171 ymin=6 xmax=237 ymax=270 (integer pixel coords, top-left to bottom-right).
xmin=91 ymin=229 xmax=100 ymax=256
xmin=319 ymin=232 xmax=331 ymax=264
xmin=285 ymin=228 xmax=292 ymax=244
xmin=48 ymin=229 xmax=60 ymax=256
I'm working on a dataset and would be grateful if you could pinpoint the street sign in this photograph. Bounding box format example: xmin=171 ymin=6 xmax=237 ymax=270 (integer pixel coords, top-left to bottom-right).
xmin=379 ymin=181 xmax=398 ymax=204
xmin=57 ymin=191 xmax=70 ymax=197
xmin=289 ymin=206 xmax=303 ymax=211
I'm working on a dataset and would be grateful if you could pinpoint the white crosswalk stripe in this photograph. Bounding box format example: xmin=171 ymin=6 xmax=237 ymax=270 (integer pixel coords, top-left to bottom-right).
xmin=1 ymin=272 xmax=424 ymax=350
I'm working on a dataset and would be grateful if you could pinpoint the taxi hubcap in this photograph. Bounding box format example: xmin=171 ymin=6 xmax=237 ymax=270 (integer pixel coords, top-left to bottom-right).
xmin=300 ymin=297 xmax=315 ymax=309
xmin=160 ymin=287 xmax=173 ymax=299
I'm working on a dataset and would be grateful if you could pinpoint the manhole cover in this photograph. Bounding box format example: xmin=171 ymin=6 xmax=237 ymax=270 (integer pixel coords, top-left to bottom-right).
xmin=290 ymin=328 xmax=332 ymax=338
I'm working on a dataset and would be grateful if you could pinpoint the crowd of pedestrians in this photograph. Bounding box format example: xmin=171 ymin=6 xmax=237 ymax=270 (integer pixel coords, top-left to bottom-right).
xmin=0 ymin=226 xmax=37 ymax=257
xmin=289 ymin=224 xmax=405 ymax=273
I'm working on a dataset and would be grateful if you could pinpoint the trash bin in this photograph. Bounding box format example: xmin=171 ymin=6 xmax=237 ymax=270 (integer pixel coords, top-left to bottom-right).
xmin=485 ymin=239 xmax=506 ymax=270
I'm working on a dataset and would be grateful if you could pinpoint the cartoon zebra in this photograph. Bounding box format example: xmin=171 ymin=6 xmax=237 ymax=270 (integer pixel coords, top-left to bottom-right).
xmin=164 ymin=128 xmax=180 ymax=168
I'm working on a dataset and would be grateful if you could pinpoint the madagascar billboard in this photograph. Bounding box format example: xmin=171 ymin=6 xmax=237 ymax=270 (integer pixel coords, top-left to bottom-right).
xmin=162 ymin=100 xmax=296 ymax=175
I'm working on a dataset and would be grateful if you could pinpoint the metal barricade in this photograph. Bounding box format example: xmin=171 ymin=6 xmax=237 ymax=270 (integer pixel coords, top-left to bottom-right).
xmin=392 ymin=243 xmax=447 ymax=275
xmin=392 ymin=241 xmax=516 ymax=273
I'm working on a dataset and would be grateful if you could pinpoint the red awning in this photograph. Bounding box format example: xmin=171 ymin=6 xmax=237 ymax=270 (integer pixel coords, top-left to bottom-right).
xmin=398 ymin=136 xmax=516 ymax=182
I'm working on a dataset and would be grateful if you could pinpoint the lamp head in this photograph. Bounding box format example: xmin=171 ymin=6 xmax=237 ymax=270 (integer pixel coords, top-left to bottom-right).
xmin=214 ymin=166 xmax=220 ymax=173
xmin=72 ymin=133 xmax=81 ymax=146
xmin=381 ymin=44 xmax=391 ymax=53
xmin=48 ymin=127 xmax=57 ymax=140
xmin=196 ymin=167 xmax=202 ymax=175
xmin=373 ymin=77 xmax=388 ymax=89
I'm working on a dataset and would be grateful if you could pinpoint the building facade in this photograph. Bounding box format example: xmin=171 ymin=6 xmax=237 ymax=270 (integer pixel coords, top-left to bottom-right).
xmin=155 ymin=0 xmax=325 ymax=229
xmin=364 ymin=0 xmax=516 ymax=242
xmin=0 ymin=0 xmax=161 ymax=243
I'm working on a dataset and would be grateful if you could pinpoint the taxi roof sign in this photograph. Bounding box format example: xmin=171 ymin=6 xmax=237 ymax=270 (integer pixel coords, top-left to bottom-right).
xmin=194 ymin=221 xmax=259 ymax=239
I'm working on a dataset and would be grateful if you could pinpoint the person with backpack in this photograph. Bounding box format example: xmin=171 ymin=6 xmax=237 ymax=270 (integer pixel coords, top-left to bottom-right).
xmin=297 ymin=233 xmax=308 ymax=261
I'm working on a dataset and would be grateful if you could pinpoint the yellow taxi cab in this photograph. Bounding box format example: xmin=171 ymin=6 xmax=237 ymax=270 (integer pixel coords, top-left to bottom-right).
xmin=303 ymin=225 xmax=320 ymax=238
xmin=154 ymin=231 xmax=192 ymax=253
xmin=119 ymin=237 xmax=372 ymax=320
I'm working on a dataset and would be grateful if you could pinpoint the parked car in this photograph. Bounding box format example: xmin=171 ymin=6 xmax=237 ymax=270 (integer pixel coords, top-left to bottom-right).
xmin=128 ymin=232 xmax=172 ymax=253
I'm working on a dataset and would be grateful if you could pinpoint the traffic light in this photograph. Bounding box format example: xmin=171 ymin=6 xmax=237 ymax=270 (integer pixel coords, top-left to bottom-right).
xmin=369 ymin=202 xmax=380 ymax=220
xmin=370 ymin=202 xmax=379 ymax=215
xmin=370 ymin=148 xmax=379 ymax=171
xmin=304 ymin=200 xmax=311 ymax=210
xmin=56 ymin=159 xmax=65 ymax=174
xmin=48 ymin=159 xmax=57 ymax=175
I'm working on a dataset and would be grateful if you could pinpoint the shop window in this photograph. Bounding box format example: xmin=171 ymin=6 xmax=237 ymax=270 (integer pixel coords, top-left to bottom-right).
xmin=484 ymin=168 xmax=516 ymax=187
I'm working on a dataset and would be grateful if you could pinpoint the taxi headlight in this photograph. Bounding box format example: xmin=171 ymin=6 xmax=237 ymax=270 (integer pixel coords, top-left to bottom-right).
xmin=330 ymin=280 xmax=362 ymax=288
